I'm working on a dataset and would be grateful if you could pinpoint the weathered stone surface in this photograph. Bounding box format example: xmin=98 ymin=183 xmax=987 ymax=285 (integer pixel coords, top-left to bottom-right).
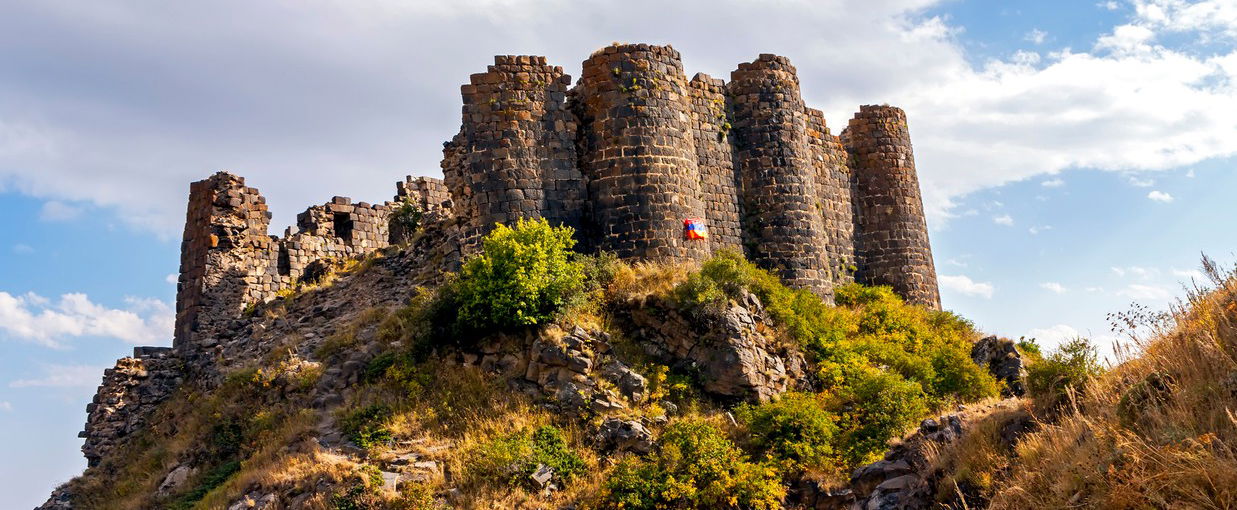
xmin=971 ymin=336 xmax=1026 ymax=396
xmin=627 ymin=292 xmax=805 ymax=403
xmin=596 ymin=417 xmax=655 ymax=455
xmin=81 ymin=351 xmax=182 ymax=467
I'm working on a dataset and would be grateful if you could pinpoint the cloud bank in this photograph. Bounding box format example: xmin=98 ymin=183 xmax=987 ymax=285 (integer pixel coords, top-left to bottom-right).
xmin=0 ymin=0 xmax=1233 ymax=235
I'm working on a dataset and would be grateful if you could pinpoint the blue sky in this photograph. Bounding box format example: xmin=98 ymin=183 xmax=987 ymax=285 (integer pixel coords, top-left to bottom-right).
xmin=2 ymin=0 xmax=1235 ymax=507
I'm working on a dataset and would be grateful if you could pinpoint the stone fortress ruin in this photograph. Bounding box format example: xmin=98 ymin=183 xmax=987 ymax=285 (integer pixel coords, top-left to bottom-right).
xmin=63 ymin=42 xmax=947 ymax=476
xmin=172 ymin=42 xmax=940 ymax=353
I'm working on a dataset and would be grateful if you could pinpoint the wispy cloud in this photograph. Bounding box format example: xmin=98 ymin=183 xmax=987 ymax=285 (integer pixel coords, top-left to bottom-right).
xmin=1040 ymin=282 xmax=1068 ymax=294
xmin=1112 ymin=266 xmax=1159 ymax=279
xmin=1041 ymin=178 xmax=1064 ymax=187
xmin=993 ymin=214 xmax=1014 ymax=226
xmin=1026 ymin=28 xmax=1048 ymax=44
xmin=1127 ymin=176 xmax=1155 ymax=187
xmin=0 ymin=291 xmax=173 ymax=348
xmin=39 ymin=200 xmax=82 ymax=222
xmin=1147 ymin=190 xmax=1174 ymax=202
xmin=0 ymin=401 xmax=11 ymax=412
xmin=1171 ymin=267 xmax=1205 ymax=282
xmin=1118 ymin=283 xmax=1173 ymax=300
xmin=1029 ymin=225 xmax=1053 ymax=235
xmin=12 ymin=243 xmax=34 ymax=255
xmin=1026 ymin=324 xmax=1081 ymax=345
xmin=9 ymin=364 xmax=104 ymax=389
xmin=940 ymin=274 xmax=995 ymax=299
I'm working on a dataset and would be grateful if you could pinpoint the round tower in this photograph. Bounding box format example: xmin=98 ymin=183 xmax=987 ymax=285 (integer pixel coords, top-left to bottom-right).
xmin=843 ymin=105 xmax=941 ymax=309
xmin=729 ymin=54 xmax=831 ymax=296
xmin=445 ymin=55 xmax=581 ymax=246
xmin=574 ymin=43 xmax=709 ymax=262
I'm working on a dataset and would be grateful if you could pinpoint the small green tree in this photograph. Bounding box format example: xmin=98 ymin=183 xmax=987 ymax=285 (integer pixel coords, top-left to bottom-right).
xmin=389 ymin=198 xmax=424 ymax=245
xmin=1026 ymin=337 xmax=1103 ymax=410
xmin=453 ymin=218 xmax=585 ymax=330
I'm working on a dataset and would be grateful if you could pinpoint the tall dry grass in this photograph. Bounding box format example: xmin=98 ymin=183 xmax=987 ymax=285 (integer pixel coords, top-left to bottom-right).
xmin=992 ymin=257 xmax=1237 ymax=508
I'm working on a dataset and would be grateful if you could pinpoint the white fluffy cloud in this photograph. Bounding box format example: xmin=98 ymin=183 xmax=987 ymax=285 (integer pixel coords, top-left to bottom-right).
xmin=993 ymin=214 xmax=1014 ymax=226
xmin=1026 ymin=324 xmax=1081 ymax=345
xmin=8 ymin=364 xmax=104 ymax=389
xmin=0 ymin=0 xmax=1233 ymax=234
xmin=939 ymin=274 xmax=995 ymax=298
xmin=1040 ymin=282 xmax=1068 ymax=294
xmin=0 ymin=291 xmax=173 ymax=348
xmin=1041 ymin=178 xmax=1065 ymax=187
xmin=1147 ymin=190 xmax=1174 ymax=202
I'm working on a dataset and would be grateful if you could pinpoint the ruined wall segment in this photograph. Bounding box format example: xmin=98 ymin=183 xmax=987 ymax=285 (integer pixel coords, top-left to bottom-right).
xmin=574 ymin=43 xmax=710 ymax=261
xmin=688 ymin=73 xmax=743 ymax=253
xmin=174 ymin=172 xmax=281 ymax=350
xmin=844 ymin=105 xmax=941 ymax=309
xmin=444 ymin=55 xmax=582 ymax=250
xmin=729 ymin=55 xmax=832 ymax=296
xmin=806 ymin=107 xmax=857 ymax=286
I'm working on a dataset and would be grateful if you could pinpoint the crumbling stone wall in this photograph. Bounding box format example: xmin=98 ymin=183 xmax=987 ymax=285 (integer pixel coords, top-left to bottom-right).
xmin=442 ymin=55 xmax=583 ymax=249
xmin=80 ymin=347 xmax=182 ymax=467
xmin=843 ymin=105 xmax=940 ymax=308
xmin=574 ymin=44 xmax=710 ymax=262
xmin=175 ymin=174 xmax=456 ymax=351
xmin=689 ymin=73 xmax=743 ymax=253
xmin=174 ymin=173 xmax=281 ymax=350
xmin=729 ymin=54 xmax=832 ymax=296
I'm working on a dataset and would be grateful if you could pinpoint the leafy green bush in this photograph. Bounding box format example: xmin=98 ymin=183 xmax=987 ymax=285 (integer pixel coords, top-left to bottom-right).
xmin=340 ymin=404 xmax=394 ymax=450
xmin=670 ymin=251 xmax=997 ymax=469
xmin=466 ymin=425 xmax=585 ymax=489
xmin=452 ymin=218 xmax=585 ymax=330
xmin=602 ymin=420 xmax=784 ymax=510
xmin=736 ymin=392 xmax=838 ymax=471
xmin=389 ymin=197 xmax=424 ymax=245
xmin=836 ymin=371 xmax=929 ymax=466
xmin=1026 ymin=338 xmax=1104 ymax=410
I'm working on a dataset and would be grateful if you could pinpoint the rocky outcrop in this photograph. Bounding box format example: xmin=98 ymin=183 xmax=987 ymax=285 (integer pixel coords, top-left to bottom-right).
xmin=80 ymin=348 xmax=183 ymax=467
xmin=626 ymin=291 xmax=806 ymax=403
xmin=793 ymin=399 xmax=1028 ymax=510
xmin=971 ymin=336 xmax=1026 ymax=397
xmin=462 ymin=325 xmax=643 ymax=414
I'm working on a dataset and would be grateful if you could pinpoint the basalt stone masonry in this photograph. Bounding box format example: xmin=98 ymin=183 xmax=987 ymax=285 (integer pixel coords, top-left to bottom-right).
xmin=171 ymin=42 xmax=941 ymax=354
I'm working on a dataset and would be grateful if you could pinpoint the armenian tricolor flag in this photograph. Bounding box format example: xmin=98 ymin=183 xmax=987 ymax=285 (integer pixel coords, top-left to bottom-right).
xmin=683 ymin=218 xmax=708 ymax=240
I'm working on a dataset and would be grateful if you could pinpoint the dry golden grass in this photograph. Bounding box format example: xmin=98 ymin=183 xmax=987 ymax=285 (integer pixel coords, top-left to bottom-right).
xmin=988 ymin=260 xmax=1237 ymax=509
xmin=606 ymin=259 xmax=697 ymax=305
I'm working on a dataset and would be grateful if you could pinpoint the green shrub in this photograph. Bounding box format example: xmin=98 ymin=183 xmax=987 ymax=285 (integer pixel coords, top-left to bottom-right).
xmin=452 ymin=218 xmax=585 ymax=330
xmin=1026 ymin=338 xmax=1104 ymax=411
xmin=736 ymin=392 xmax=838 ymax=471
xmin=602 ymin=420 xmax=784 ymax=510
xmin=389 ymin=197 xmax=424 ymax=245
xmin=341 ymin=404 xmax=394 ymax=450
xmin=836 ymin=371 xmax=930 ymax=466
xmin=466 ymin=425 xmax=586 ymax=489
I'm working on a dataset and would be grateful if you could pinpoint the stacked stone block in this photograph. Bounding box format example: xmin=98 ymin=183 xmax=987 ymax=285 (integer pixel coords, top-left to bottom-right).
xmin=395 ymin=175 xmax=451 ymax=213
xmin=806 ymin=107 xmax=857 ymax=286
xmin=688 ymin=73 xmax=743 ymax=253
xmin=843 ymin=105 xmax=941 ymax=309
xmin=729 ymin=55 xmax=832 ymax=295
xmin=574 ymin=43 xmax=710 ymax=261
xmin=174 ymin=172 xmax=277 ymax=349
xmin=175 ymin=175 xmax=400 ymax=350
xmin=443 ymin=55 xmax=583 ymax=249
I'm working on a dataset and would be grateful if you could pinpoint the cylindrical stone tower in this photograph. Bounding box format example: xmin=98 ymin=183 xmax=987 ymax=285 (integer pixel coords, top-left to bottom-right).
xmin=844 ymin=105 xmax=941 ymax=309
xmin=574 ymin=43 xmax=709 ymax=261
xmin=729 ymin=54 xmax=832 ymax=296
xmin=444 ymin=55 xmax=582 ymax=247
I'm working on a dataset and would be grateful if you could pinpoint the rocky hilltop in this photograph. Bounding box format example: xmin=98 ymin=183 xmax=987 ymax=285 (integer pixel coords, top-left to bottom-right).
xmin=41 ymin=43 xmax=1237 ymax=510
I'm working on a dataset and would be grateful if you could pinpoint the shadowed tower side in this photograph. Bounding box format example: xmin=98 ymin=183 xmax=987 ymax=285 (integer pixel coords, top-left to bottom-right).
xmin=844 ymin=105 xmax=941 ymax=309
xmin=729 ymin=54 xmax=833 ymax=297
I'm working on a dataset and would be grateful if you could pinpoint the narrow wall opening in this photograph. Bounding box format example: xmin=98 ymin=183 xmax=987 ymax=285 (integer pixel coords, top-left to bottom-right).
xmin=333 ymin=212 xmax=353 ymax=242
